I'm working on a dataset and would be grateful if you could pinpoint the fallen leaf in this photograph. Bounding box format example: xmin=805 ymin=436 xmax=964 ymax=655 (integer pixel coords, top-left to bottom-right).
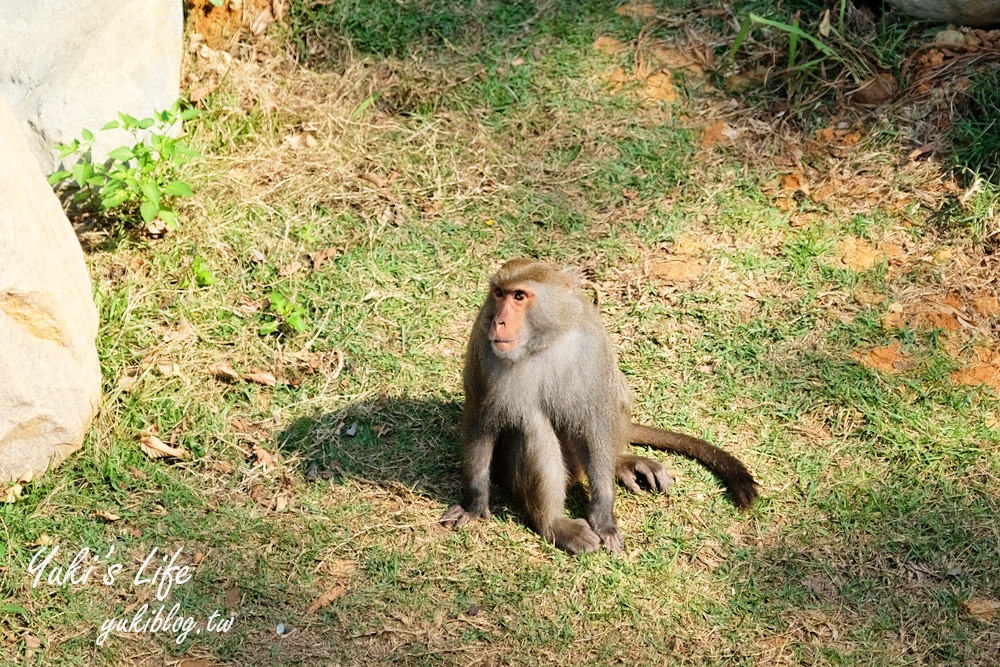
xmin=282 ymin=132 xmax=317 ymax=150
xmin=818 ymin=9 xmax=832 ymax=37
xmin=851 ymin=73 xmax=897 ymax=107
xmin=206 ymin=361 xmax=241 ymax=381
xmin=615 ymin=1 xmax=658 ymax=18
xmin=193 ymin=552 xmax=205 ymax=565
xmin=237 ymin=295 xmax=264 ymax=315
xmin=789 ymin=212 xmax=819 ymax=228
xmin=250 ymin=483 xmax=270 ymax=508
xmin=781 ymin=171 xmax=810 ymax=196
xmin=934 ymin=29 xmax=966 ymax=48
xmin=24 ymin=533 xmax=50 ymax=547
xmin=138 ymin=431 xmax=189 ymax=460
xmin=278 ymin=261 xmax=303 ymax=277
xmin=211 ymin=460 xmax=235 ymax=474
xmin=145 ymin=217 xmax=168 ymax=238
xmin=94 ymin=510 xmax=121 ymax=522
xmin=622 ymin=188 xmax=638 ymax=200
xmin=306 ymin=585 xmax=346 ymax=614
xmin=155 ymin=360 xmax=178 ymax=376
xmin=961 ymin=597 xmax=1000 ymax=621
xmin=244 ymin=370 xmax=277 ymax=387
xmin=2 ymin=469 xmax=33 ymax=503
xmin=308 ymin=247 xmax=338 ymax=271
xmin=190 ymin=80 xmax=219 ymax=103
xmin=328 ymin=349 xmax=345 ymax=379
xmin=250 ymin=7 xmax=274 ymax=36
xmin=162 ymin=320 xmax=195 ymax=343
xmin=117 ymin=368 xmax=140 ymax=393
xmin=24 ymin=634 xmax=41 ymax=649
xmin=360 ymin=172 xmax=388 ymax=188
xmin=250 ymin=248 xmax=267 ymax=263
xmin=511 ymin=57 xmax=526 ymax=67
xmin=854 ymin=340 xmax=909 ymax=373
xmin=593 ymin=36 xmax=627 ymax=54
xmin=253 ymin=445 xmax=279 ymax=468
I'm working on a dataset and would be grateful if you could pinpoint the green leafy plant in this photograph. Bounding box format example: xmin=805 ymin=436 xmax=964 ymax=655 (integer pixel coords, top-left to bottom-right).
xmin=728 ymin=2 xmax=880 ymax=98
xmin=47 ymin=101 xmax=200 ymax=228
xmin=260 ymin=291 xmax=308 ymax=335
xmin=180 ymin=256 xmax=218 ymax=289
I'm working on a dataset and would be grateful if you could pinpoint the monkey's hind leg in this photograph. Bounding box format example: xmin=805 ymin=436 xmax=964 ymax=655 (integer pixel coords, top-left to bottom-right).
xmin=507 ymin=421 xmax=601 ymax=555
xmin=616 ymin=454 xmax=673 ymax=494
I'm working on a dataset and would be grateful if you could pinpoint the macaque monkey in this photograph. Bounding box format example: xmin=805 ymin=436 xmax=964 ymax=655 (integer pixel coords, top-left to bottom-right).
xmin=440 ymin=259 xmax=758 ymax=554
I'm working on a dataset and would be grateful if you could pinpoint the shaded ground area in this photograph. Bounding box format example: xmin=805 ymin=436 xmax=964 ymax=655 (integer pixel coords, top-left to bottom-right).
xmin=2 ymin=1 xmax=999 ymax=665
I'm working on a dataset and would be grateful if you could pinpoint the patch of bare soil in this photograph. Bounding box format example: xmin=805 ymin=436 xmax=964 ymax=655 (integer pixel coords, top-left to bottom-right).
xmin=599 ymin=7 xmax=1000 ymax=395
xmin=188 ymin=0 xmax=284 ymax=49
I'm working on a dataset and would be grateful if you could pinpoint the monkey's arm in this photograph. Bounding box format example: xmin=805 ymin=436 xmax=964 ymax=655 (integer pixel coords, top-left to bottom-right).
xmin=440 ymin=430 xmax=495 ymax=527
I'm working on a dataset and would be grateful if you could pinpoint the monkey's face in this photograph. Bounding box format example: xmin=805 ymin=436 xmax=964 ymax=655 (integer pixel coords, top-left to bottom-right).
xmin=488 ymin=284 xmax=534 ymax=357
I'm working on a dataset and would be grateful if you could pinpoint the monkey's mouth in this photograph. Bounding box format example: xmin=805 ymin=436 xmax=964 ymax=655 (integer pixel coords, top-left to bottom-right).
xmin=491 ymin=337 xmax=519 ymax=352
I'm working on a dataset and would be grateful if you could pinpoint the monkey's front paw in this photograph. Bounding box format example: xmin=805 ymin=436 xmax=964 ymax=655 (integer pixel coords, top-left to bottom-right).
xmin=596 ymin=526 xmax=623 ymax=552
xmin=587 ymin=515 xmax=624 ymax=553
xmin=548 ymin=518 xmax=601 ymax=554
xmin=617 ymin=455 xmax=673 ymax=494
xmin=440 ymin=504 xmax=490 ymax=529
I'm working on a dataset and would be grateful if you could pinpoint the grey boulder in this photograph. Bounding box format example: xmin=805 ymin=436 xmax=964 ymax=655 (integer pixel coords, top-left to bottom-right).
xmin=0 ymin=0 xmax=183 ymax=174
xmin=0 ymin=94 xmax=102 ymax=484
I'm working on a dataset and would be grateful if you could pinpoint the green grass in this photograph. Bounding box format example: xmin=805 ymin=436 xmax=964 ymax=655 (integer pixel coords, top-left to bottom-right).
xmin=3 ymin=1 xmax=999 ymax=665
xmin=949 ymin=65 xmax=1000 ymax=182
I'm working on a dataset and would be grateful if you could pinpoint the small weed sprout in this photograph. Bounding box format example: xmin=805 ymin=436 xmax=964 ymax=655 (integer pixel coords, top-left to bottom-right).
xmin=47 ymin=101 xmax=200 ymax=228
xmin=261 ymin=291 xmax=309 ymax=335
xmin=180 ymin=256 xmax=218 ymax=289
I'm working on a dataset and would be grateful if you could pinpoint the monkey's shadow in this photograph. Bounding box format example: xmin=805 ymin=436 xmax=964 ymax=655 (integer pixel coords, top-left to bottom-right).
xmin=275 ymin=396 xmax=592 ymax=522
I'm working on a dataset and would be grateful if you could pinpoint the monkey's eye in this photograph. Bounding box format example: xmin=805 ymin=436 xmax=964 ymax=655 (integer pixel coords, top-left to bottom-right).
xmin=513 ymin=290 xmax=527 ymax=301
xmin=493 ymin=287 xmax=504 ymax=298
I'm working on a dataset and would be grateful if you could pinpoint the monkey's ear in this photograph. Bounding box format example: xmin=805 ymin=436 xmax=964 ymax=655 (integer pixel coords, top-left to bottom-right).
xmin=560 ymin=266 xmax=582 ymax=290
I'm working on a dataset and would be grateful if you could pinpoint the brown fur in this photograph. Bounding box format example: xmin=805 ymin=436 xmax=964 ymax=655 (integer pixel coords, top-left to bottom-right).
xmin=440 ymin=259 xmax=758 ymax=553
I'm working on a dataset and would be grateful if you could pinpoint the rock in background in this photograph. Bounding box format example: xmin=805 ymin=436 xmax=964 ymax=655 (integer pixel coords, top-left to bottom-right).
xmin=887 ymin=0 xmax=1000 ymax=26
xmin=0 ymin=0 xmax=183 ymax=174
xmin=0 ymin=95 xmax=101 ymax=484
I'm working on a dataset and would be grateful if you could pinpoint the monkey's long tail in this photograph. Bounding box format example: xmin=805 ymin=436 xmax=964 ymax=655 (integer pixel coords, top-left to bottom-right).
xmin=627 ymin=423 xmax=758 ymax=509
